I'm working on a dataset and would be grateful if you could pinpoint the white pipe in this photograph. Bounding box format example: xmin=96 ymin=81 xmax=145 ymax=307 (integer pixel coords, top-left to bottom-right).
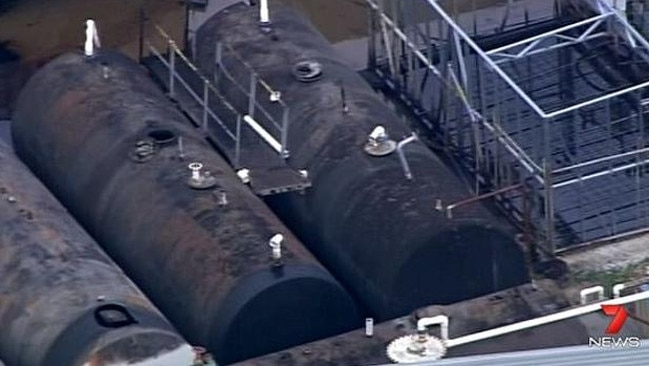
xmin=260 ymin=0 xmax=270 ymax=24
xmin=237 ymin=168 xmax=251 ymax=184
xmin=580 ymin=286 xmax=605 ymax=304
xmin=243 ymin=115 xmax=282 ymax=153
xmin=84 ymin=19 xmax=101 ymax=57
xmin=396 ymin=133 xmax=418 ymax=180
xmin=189 ymin=163 xmax=203 ymax=181
xmin=365 ymin=318 xmax=374 ymax=337
xmin=269 ymin=234 xmax=283 ymax=261
xmin=613 ymin=284 xmax=626 ymax=299
xmin=369 ymin=126 xmax=387 ymax=141
xmin=444 ymin=289 xmax=649 ymax=348
xmin=417 ymin=315 xmax=449 ymax=341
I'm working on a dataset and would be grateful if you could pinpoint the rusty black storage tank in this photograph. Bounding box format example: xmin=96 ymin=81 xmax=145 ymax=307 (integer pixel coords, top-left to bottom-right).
xmin=0 ymin=140 xmax=195 ymax=366
xmin=11 ymin=50 xmax=361 ymax=365
xmin=194 ymin=3 xmax=530 ymax=320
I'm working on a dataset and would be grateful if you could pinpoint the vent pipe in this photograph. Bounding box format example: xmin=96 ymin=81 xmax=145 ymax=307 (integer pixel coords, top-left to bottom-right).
xmin=259 ymin=0 xmax=271 ymax=28
xmin=84 ymin=19 xmax=101 ymax=57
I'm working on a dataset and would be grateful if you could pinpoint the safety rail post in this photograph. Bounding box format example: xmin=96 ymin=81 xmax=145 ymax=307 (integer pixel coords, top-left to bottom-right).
xmin=168 ymin=40 xmax=176 ymax=97
xmin=202 ymin=79 xmax=209 ymax=133
xmin=248 ymin=73 xmax=257 ymax=117
xmin=235 ymin=115 xmax=242 ymax=169
xmin=280 ymin=107 xmax=289 ymax=159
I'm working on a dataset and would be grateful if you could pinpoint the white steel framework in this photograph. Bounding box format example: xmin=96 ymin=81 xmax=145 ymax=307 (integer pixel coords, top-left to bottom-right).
xmin=367 ymin=0 xmax=649 ymax=253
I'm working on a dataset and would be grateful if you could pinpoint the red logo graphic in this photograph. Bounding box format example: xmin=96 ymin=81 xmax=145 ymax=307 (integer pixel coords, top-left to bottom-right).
xmin=601 ymin=304 xmax=628 ymax=334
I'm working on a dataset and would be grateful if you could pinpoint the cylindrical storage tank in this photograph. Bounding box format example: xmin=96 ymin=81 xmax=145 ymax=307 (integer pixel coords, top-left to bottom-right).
xmin=12 ymin=50 xmax=360 ymax=365
xmin=0 ymin=140 xmax=194 ymax=366
xmin=195 ymin=3 xmax=530 ymax=320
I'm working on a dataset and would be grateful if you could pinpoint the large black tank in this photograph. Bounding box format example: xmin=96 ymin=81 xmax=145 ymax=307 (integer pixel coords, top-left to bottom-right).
xmin=11 ymin=51 xmax=360 ymax=364
xmin=195 ymin=2 xmax=530 ymax=320
xmin=0 ymin=140 xmax=194 ymax=366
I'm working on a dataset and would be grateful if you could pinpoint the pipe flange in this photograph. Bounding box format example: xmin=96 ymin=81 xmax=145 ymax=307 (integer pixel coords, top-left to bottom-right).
xmin=364 ymin=140 xmax=397 ymax=156
xmin=292 ymin=60 xmax=323 ymax=82
xmin=187 ymin=163 xmax=218 ymax=190
xmin=386 ymin=335 xmax=447 ymax=364
xmin=187 ymin=174 xmax=217 ymax=190
xmin=129 ymin=140 xmax=157 ymax=163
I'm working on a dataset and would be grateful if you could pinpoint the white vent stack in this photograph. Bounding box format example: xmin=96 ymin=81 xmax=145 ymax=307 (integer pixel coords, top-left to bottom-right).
xmin=260 ymin=0 xmax=271 ymax=25
xmin=84 ymin=19 xmax=101 ymax=57
xmin=369 ymin=126 xmax=387 ymax=143
xmin=269 ymin=234 xmax=283 ymax=262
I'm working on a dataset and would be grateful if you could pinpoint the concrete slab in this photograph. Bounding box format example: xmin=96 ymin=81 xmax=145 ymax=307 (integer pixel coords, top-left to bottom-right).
xmin=561 ymin=233 xmax=649 ymax=273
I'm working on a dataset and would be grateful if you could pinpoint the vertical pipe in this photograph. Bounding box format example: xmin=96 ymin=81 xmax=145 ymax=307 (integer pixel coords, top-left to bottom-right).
xmin=169 ymin=41 xmax=176 ymax=96
xmin=248 ymin=73 xmax=257 ymax=117
xmin=260 ymin=0 xmax=270 ymax=24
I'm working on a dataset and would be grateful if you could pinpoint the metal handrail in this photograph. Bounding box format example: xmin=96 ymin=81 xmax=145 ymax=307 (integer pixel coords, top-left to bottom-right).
xmin=144 ymin=23 xmax=289 ymax=160
xmin=147 ymin=42 xmax=237 ymax=140
xmin=218 ymin=41 xmax=286 ymax=107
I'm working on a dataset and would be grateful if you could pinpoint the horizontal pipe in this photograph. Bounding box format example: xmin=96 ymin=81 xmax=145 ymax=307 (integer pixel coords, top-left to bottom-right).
xmin=446 ymin=289 xmax=649 ymax=348
xmin=580 ymin=286 xmax=605 ymax=305
xmin=446 ymin=183 xmax=522 ymax=218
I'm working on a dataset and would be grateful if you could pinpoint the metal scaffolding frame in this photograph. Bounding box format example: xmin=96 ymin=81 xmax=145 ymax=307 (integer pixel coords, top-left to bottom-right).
xmin=367 ymin=0 xmax=649 ymax=253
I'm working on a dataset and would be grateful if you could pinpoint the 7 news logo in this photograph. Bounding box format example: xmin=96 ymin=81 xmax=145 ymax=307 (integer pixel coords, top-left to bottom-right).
xmin=588 ymin=304 xmax=642 ymax=348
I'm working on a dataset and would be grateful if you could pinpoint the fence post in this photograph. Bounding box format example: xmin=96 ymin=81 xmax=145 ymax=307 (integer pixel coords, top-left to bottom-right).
xmin=169 ymin=40 xmax=176 ymax=96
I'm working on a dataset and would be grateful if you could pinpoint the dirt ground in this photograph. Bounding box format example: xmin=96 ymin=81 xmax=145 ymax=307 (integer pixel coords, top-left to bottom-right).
xmin=0 ymin=0 xmax=513 ymax=64
xmin=0 ymin=0 xmax=370 ymax=64
xmin=0 ymin=0 xmax=184 ymax=65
